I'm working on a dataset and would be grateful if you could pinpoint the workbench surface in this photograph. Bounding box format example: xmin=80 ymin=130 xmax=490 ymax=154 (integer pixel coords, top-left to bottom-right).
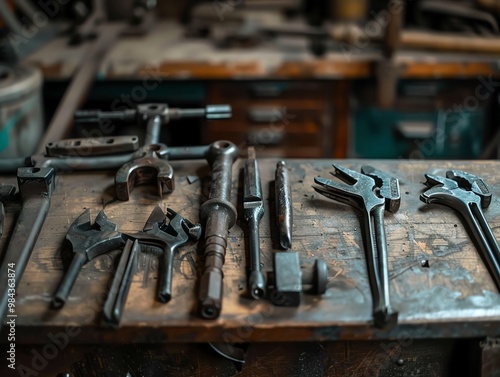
xmin=0 ymin=159 xmax=499 ymax=344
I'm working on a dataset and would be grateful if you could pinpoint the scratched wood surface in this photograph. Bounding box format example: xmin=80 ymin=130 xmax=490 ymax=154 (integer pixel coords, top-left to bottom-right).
xmin=0 ymin=159 xmax=499 ymax=344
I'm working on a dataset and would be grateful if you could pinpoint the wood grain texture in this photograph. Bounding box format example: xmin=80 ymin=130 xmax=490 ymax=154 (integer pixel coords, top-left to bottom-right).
xmin=0 ymin=159 xmax=499 ymax=344
xmin=0 ymin=340 xmax=461 ymax=377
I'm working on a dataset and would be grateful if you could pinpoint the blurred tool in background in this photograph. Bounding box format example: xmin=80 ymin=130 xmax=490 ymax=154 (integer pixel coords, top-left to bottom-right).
xmin=0 ymin=63 xmax=43 ymax=157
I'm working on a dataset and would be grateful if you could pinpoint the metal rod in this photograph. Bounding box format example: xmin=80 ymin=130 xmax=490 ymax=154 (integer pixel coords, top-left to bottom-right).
xmin=37 ymin=23 xmax=126 ymax=152
xmin=275 ymin=161 xmax=292 ymax=250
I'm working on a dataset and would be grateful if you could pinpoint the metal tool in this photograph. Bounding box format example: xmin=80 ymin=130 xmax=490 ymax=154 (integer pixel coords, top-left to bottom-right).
xmin=268 ymin=252 xmax=328 ymax=307
xmin=102 ymin=239 xmax=140 ymax=325
xmin=75 ymin=103 xmax=231 ymax=201
xmin=0 ymin=101 xmax=230 ymax=175
xmin=129 ymin=206 xmax=203 ymax=303
xmin=0 ymin=167 xmax=55 ymax=329
xmin=243 ymin=147 xmax=266 ymax=299
xmin=198 ymin=141 xmax=238 ymax=319
xmin=74 ymin=104 xmax=232 ymax=123
xmin=420 ymin=170 xmax=500 ymax=290
xmin=103 ymin=206 xmax=201 ymax=324
xmin=275 ymin=161 xmax=293 ymax=250
xmin=313 ymin=164 xmax=400 ymax=328
xmin=53 ymin=206 xmax=202 ymax=310
xmin=0 ymin=185 xmax=16 ymax=237
xmin=52 ymin=209 xmax=126 ymax=308
xmin=45 ymin=136 xmax=140 ymax=157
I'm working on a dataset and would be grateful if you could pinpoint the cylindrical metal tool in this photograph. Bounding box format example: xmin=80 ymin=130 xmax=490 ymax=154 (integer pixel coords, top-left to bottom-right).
xmin=275 ymin=161 xmax=293 ymax=250
xmin=243 ymin=147 xmax=266 ymax=299
xmin=0 ymin=63 xmax=43 ymax=158
xmin=198 ymin=141 xmax=238 ymax=319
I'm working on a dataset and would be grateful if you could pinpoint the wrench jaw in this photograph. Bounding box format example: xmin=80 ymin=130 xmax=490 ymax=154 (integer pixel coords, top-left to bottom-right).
xmin=165 ymin=208 xmax=203 ymax=243
xmin=115 ymin=145 xmax=174 ymax=201
xmin=361 ymin=165 xmax=401 ymax=213
xmin=446 ymin=170 xmax=492 ymax=209
xmin=131 ymin=206 xmax=202 ymax=303
xmin=420 ymin=174 xmax=483 ymax=211
xmin=313 ymin=176 xmax=367 ymax=207
xmin=53 ymin=210 xmax=125 ymax=309
xmin=331 ymin=164 xmax=364 ymax=185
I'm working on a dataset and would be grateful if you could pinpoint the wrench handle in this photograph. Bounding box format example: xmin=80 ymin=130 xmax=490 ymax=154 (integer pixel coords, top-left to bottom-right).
xmin=52 ymin=253 xmax=87 ymax=308
xmin=158 ymin=245 xmax=176 ymax=303
xmin=103 ymin=239 xmax=138 ymax=324
xmin=471 ymin=204 xmax=500 ymax=268
xmin=373 ymin=205 xmax=392 ymax=314
xmin=360 ymin=209 xmax=383 ymax=312
xmin=465 ymin=203 xmax=500 ymax=291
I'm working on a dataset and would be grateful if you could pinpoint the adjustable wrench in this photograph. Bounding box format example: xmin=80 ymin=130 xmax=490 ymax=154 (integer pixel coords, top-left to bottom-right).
xmin=420 ymin=170 xmax=500 ymax=290
xmin=104 ymin=207 xmax=202 ymax=324
xmin=53 ymin=206 xmax=201 ymax=324
xmin=313 ymin=164 xmax=400 ymax=328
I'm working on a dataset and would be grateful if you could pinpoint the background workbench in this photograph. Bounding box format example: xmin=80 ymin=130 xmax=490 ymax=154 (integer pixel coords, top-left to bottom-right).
xmin=0 ymin=159 xmax=499 ymax=345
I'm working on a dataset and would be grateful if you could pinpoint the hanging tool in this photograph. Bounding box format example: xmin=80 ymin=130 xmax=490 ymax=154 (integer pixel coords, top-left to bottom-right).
xmin=420 ymin=170 xmax=500 ymax=290
xmin=198 ymin=141 xmax=239 ymax=319
xmin=313 ymin=164 xmax=400 ymax=328
xmin=0 ymin=167 xmax=55 ymax=329
xmin=275 ymin=161 xmax=293 ymax=250
xmin=243 ymin=147 xmax=266 ymax=299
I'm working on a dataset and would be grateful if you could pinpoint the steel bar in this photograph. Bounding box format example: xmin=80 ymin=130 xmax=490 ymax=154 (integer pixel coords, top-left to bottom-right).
xmin=0 ymin=167 xmax=55 ymax=330
xmin=37 ymin=23 xmax=126 ymax=152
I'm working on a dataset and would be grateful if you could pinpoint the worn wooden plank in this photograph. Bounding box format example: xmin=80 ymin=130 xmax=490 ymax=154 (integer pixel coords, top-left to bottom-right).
xmin=0 ymin=159 xmax=499 ymax=344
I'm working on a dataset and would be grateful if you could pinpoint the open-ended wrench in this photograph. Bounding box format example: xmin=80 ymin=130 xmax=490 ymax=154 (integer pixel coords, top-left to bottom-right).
xmin=420 ymin=170 xmax=500 ymax=290
xmin=313 ymin=164 xmax=400 ymax=328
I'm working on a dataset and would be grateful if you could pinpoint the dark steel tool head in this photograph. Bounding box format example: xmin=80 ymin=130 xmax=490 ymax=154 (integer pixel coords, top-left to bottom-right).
xmin=446 ymin=170 xmax=492 ymax=208
xmin=361 ymin=165 xmax=401 ymax=213
xmin=243 ymin=147 xmax=264 ymax=222
xmin=115 ymin=144 xmax=174 ymax=201
xmin=136 ymin=205 xmax=202 ymax=248
xmin=420 ymin=173 xmax=483 ymax=209
xmin=130 ymin=205 xmax=202 ymax=303
xmin=66 ymin=209 xmax=126 ymax=261
xmin=313 ymin=164 xmax=384 ymax=211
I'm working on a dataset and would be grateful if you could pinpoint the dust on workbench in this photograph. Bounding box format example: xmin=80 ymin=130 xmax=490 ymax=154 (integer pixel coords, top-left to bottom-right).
xmin=0 ymin=159 xmax=499 ymax=343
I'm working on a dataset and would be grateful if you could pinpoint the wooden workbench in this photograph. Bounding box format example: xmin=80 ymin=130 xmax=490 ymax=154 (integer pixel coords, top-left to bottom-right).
xmin=0 ymin=159 xmax=499 ymax=347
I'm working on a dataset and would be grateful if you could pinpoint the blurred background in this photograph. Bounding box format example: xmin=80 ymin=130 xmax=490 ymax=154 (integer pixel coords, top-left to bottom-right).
xmin=0 ymin=0 xmax=499 ymax=159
